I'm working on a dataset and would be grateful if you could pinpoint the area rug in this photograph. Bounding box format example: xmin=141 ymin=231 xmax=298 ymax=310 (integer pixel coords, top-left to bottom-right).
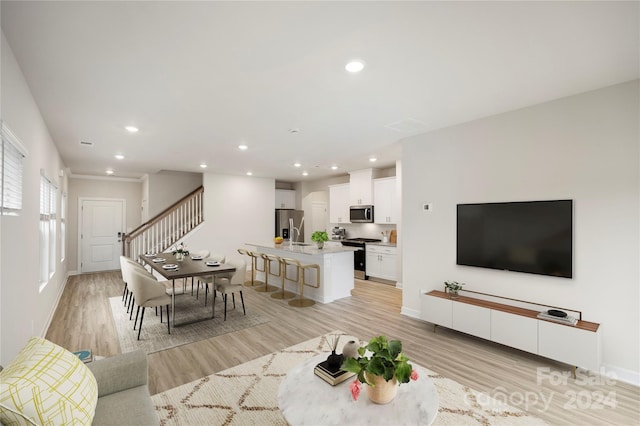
xmin=152 ymin=331 xmax=547 ymax=425
xmin=109 ymin=294 xmax=269 ymax=354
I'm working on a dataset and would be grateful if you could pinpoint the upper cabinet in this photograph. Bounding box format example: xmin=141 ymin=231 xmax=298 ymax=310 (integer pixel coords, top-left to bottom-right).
xmin=373 ymin=177 xmax=399 ymax=224
xmin=329 ymin=183 xmax=350 ymax=224
xmin=275 ymin=189 xmax=296 ymax=209
xmin=349 ymin=168 xmax=374 ymax=205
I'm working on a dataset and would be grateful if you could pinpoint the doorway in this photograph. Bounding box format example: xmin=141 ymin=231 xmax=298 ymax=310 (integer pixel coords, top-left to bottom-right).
xmin=79 ymin=198 xmax=125 ymax=273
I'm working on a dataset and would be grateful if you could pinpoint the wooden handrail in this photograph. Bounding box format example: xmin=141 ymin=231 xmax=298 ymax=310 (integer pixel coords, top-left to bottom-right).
xmin=125 ymin=186 xmax=204 ymax=240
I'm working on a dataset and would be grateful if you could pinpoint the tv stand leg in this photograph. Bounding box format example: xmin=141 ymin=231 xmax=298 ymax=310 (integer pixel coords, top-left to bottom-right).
xmin=572 ymin=366 xmax=577 ymax=379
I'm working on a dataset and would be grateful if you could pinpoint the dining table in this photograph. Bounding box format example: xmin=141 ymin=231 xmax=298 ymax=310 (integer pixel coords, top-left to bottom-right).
xmin=139 ymin=252 xmax=236 ymax=327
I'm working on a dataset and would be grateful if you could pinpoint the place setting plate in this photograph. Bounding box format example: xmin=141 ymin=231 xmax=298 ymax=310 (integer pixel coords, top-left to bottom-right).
xmin=152 ymin=258 xmax=166 ymax=263
xmin=190 ymin=255 xmax=203 ymax=260
xmin=144 ymin=253 xmax=157 ymax=257
xmin=205 ymin=261 xmax=220 ymax=267
xmin=162 ymin=264 xmax=179 ymax=270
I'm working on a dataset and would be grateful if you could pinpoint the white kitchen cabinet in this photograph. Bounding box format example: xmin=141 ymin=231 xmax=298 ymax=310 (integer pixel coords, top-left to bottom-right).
xmin=373 ymin=177 xmax=398 ymax=224
xmin=365 ymin=244 xmax=397 ymax=281
xmin=329 ymin=183 xmax=350 ymax=224
xmin=421 ymin=291 xmax=602 ymax=372
xmin=275 ymin=189 xmax=296 ymax=209
xmin=349 ymin=169 xmax=374 ymax=206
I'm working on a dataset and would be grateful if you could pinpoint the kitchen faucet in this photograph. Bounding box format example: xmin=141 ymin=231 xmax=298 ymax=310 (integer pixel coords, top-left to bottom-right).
xmin=289 ymin=216 xmax=304 ymax=246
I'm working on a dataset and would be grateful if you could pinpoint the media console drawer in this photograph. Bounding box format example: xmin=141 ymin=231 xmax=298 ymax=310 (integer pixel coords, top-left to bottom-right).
xmin=421 ymin=290 xmax=601 ymax=372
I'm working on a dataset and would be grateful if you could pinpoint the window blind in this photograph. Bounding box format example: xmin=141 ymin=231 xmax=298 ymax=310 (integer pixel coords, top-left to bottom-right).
xmin=1 ymin=137 xmax=25 ymax=212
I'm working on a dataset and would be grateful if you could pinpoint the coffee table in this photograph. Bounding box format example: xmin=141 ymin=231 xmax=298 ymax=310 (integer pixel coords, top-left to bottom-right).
xmin=278 ymin=354 xmax=438 ymax=425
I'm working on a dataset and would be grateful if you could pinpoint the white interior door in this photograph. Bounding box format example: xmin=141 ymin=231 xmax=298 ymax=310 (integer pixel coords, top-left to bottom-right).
xmin=311 ymin=202 xmax=328 ymax=235
xmin=80 ymin=199 xmax=125 ymax=272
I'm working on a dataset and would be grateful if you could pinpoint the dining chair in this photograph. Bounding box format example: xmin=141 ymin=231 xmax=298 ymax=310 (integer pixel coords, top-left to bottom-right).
xmin=198 ymin=253 xmax=226 ymax=304
xmin=120 ymin=256 xmax=157 ymax=319
xmin=212 ymin=256 xmax=247 ymax=320
xmin=127 ymin=268 xmax=171 ymax=340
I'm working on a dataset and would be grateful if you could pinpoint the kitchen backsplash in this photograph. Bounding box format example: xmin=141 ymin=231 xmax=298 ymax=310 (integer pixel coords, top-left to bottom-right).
xmin=332 ymin=223 xmax=396 ymax=241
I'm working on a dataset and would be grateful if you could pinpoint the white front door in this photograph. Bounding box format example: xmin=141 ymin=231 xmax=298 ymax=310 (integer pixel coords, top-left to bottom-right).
xmin=80 ymin=199 xmax=125 ymax=272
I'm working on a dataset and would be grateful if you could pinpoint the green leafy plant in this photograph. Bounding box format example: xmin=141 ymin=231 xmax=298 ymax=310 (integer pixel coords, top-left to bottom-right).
xmin=444 ymin=281 xmax=464 ymax=292
xmin=342 ymin=335 xmax=414 ymax=385
xmin=311 ymin=231 xmax=329 ymax=242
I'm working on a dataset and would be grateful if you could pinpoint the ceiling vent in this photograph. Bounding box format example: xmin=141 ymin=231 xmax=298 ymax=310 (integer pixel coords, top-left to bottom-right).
xmin=384 ymin=118 xmax=429 ymax=133
xmin=79 ymin=140 xmax=94 ymax=147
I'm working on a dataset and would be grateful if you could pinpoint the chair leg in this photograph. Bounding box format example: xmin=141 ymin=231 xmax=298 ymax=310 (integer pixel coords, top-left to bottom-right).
xmin=129 ymin=296 xmax=136 ymax=320
xmin=137 ymin=307 xmax=145 ymax=340
xmin=204 ymin=283 xmax=209 ymax=306
xmin=122 ymin=283 xmax=128 ymax=303
xmin=232 ymin=293 xmax=236 ymax=309
xmin=134 ymin=306 xmax=140 ymax=330
xmin=166 ymin=305 xmax=170 ymax=334
xmin=160 ymin=306 xmax=163 ymax=323
xmin=240 ymin=291 xmax=246 ymax=315
xmin=126 ymin=291 xmax=132 ymax=312
xmin=212 ymin=288 xmax=216 ymax=319
xmin=223 ymin=294 xmax=228 ymax=321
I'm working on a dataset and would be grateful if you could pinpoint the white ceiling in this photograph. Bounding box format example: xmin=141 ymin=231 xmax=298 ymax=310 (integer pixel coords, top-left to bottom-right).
xmin=2 ymin=1 xmax=638 ymax=182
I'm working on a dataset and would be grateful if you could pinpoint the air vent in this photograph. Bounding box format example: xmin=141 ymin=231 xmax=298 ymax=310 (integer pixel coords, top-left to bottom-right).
xmin=79 ymin=141 xmax=94 ymax=147
xmin=384 ymin=118 xmax=428 ymax=133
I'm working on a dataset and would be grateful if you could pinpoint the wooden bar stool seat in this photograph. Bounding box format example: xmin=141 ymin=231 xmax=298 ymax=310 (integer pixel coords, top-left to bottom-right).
xmin=238 ymin=249 xmax=265 ymax=287
xmin=271 ymin=257 xmax=299 ymax=300
xmin=285 ymin=259 xmax=319 ymax=307
xmin=254 ymin=253 xmax=280 ymax=293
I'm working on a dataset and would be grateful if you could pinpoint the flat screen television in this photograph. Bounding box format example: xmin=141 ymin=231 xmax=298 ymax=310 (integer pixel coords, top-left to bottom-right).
xmin=457 ymin=200 xmax=573 ymax=278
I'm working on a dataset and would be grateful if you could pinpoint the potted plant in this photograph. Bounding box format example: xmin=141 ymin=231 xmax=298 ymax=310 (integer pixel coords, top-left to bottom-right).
xmin=171 ymin=243 xmax=189 ymax=261
xmin=342 ymin=335 xmax=418 ymax=404
xmin=311 ymin=231 xmax=329 ymax=249
xmin=444 ymin=281 xmax=464 ymax=298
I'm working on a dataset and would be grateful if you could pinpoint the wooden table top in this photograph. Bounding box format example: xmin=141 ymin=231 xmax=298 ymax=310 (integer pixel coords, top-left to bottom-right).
xmin=139 ymin=253 xmax=235 ymax=280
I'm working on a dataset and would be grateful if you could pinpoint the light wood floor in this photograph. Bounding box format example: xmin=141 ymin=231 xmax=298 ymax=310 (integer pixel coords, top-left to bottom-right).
xmin=47 ymin=271 xmax=639 ymax=425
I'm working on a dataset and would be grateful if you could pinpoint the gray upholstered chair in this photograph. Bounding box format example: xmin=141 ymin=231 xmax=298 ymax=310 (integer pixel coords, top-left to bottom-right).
xmin=197 ymin=253 xmax=226 ymax=304
xmin=120 ymin=256 xmax=157 ymax=319
xmin=213 ymin=256 xmax=247 ymax=320
xmin=127 ymin=268 xmax=171 ymax=340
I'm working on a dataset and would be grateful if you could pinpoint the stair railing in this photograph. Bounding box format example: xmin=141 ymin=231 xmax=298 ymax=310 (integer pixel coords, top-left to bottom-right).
xmin=123 ymin=186 xmax=204 ymax=260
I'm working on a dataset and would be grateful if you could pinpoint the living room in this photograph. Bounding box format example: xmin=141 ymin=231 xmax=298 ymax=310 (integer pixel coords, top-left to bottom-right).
xmin=1 ymin=2 xmax=638 ymax=425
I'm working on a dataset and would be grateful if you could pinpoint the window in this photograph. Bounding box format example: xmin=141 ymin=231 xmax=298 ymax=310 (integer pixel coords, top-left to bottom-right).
xmin=61 ymin=191 xmax=67 ymax=261
xmin=1 ymin=125 xmax=28 ymax=215
xmin=40 ymin=171 xmax=57 ymax=289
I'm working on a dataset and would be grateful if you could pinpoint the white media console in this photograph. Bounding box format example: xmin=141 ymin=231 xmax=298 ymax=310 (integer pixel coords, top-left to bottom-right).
xmin=421 ymin=290 xmax=601 ymax=372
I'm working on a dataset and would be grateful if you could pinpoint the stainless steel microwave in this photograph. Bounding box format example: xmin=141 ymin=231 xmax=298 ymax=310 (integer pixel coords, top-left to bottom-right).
xmin=350 ymin=205 xmax=374 ymax=223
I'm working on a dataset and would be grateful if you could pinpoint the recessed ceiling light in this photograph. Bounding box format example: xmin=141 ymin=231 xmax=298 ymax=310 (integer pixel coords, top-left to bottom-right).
xmin=114 ymin=154 xmax=124 ymax=160
xmin=289 ymin=128 xmax=300 ymax=133
xmin=369 ymin=157 xmax=377 ymax=162
xmin=200 ymin=163 xmax=208 ymax=169
xmin=331 ymin=165 xmax=338 ymax=170
xmin=293 ymin=162 xmax=301 ymax=168
xmin=106 ymin=169 xmax=114 ymax=175
xmin=238 ymin=144 xmax=248 ymax=150
xmin=302 ymin=171 xmax=309 ymax=176
xmin=124 ymin=126 xmax=139 ymax=133
xmin=345 ymin=60 xmax=365 ymax=73
xmin=246 ymin=171 xmax=253 ymax=176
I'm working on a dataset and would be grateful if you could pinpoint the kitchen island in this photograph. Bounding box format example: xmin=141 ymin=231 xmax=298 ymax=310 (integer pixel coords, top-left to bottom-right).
xmin=245 ymin=243 xmax=357 ymax=304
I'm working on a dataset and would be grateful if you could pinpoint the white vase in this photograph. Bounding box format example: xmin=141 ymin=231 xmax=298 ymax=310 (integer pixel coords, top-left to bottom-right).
xmin=342 ymin=340 xmax=359 ymax=359
xmin=175 ymin=252 xmax=184 ymax=262
xmin=316 ymin=241 xmax=324 ymax=249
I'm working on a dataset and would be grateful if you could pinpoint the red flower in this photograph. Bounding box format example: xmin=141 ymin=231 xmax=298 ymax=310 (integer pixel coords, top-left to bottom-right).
xmin=410 ymin=369 xmax=419 ymax=381
xmin=350 ymin=378 xmax=361 ymax=401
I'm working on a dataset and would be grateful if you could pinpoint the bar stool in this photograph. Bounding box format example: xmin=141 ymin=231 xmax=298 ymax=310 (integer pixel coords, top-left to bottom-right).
xmin=284 ymin=259 xmax=320 ymax=307
xmin=237 ymin=249 xmax=265 ymax=287
xmin=254 ymin=253 xmax=280 ymax=293
xmin=271 ymin=257 xmax=298 ymax=300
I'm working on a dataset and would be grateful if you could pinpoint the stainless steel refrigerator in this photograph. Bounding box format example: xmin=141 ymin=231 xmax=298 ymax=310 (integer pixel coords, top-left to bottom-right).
xmin=275 ymin=209 xmax=305 ymax=242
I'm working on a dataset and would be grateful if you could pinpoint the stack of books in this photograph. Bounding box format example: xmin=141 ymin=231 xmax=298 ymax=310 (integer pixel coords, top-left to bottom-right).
xmin=314 ymin=359 xmax=355 ymax=386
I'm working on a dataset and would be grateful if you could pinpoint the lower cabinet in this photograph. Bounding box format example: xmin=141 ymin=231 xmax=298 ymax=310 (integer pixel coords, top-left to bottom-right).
xmin=421 ymin=291 xmax=601 ymax=371
xmin=365 ymin=245 xmax=397 ymax=281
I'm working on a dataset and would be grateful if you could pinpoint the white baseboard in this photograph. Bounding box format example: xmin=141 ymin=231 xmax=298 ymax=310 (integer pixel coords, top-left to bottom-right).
xmin=41 ymin=273 xmax=71 ymax=337
xmin=395 ymin=280 xmax=403 ymax=289
xmin=401 ymin=306 xmax=421 ymax=319
xmin=600 ymin=363 xmax=640 ymax=387
xmin=67 ymin=270 xmax=80 ymax=276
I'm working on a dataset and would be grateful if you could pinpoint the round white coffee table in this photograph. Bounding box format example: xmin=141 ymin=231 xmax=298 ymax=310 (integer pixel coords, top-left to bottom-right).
xmin=278 ymin=354 xmax=438 ymax=425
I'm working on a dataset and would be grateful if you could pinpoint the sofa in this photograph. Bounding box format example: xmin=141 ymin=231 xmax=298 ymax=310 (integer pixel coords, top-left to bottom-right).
xmin=0 ymin=337 xmax=158 ymax=425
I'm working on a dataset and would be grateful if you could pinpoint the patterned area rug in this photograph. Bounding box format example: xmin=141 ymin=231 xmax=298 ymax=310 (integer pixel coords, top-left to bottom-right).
xmin=152 ymin=331 xmax=547 ymax=425
xmin=109 ymin=294 xmax=269 ymax=354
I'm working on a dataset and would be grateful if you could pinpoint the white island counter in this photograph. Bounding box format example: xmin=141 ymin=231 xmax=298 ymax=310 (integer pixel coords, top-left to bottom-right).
xmin=245 ymin=243 xmax=356 ymax=304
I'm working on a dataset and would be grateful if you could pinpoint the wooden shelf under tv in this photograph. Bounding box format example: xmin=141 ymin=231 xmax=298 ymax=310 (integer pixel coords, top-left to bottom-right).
xmin=421 ymin=290 xmax=601 ymax=372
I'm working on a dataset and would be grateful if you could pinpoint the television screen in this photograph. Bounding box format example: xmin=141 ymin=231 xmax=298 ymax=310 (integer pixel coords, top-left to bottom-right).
xmin=457 ymin=200 xmax=573 ymax=278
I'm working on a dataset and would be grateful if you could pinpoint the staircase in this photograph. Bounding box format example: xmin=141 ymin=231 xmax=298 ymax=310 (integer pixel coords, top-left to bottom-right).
xmin=123 ymin=186 xmax=204 ymax=259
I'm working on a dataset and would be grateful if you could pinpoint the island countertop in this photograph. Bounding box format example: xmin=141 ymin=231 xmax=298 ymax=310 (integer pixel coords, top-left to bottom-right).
xmin=246 ymin=242 xmax=358 ymax=256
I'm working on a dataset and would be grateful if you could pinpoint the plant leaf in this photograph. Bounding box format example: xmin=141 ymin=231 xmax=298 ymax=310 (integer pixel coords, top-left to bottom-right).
xmin=388 ymin=340 xmax=402 ymax=359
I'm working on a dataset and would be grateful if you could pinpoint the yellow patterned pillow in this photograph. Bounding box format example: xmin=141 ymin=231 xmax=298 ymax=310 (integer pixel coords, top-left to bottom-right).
xmin=0 ymin=337 xmax=98 ymax=425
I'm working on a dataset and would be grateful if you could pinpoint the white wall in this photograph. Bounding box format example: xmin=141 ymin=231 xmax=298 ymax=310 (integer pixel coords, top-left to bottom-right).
xmin=401 ymin=81 xmax=639 ymax=381
xmin=180 ymin=173 xmax=275 ymax=262
xmin=147 ymin=170 xmax=202 ymax=218
xmin=67 ymin=177 xmax=143 ymax=272
xmin=1 ymin=32 xmax=69 ymax=364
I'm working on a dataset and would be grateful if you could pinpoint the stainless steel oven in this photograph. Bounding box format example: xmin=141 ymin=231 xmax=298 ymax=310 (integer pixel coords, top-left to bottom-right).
xmin=341 ymin=238 xmax=381 ymax=280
